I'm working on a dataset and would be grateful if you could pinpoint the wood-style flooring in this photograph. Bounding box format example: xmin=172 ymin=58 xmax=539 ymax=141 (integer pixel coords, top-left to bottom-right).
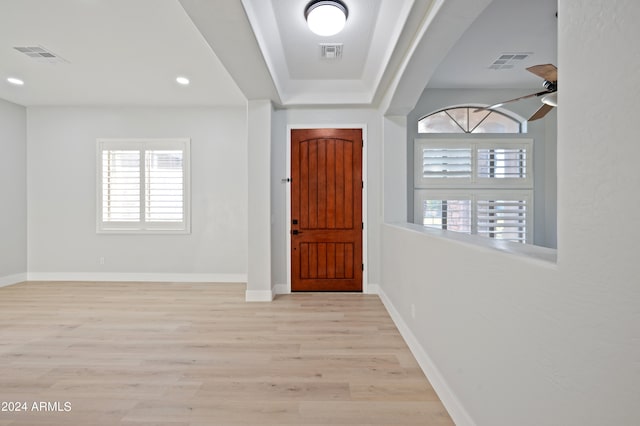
xmin=0 ymin=281 xmax=453 ymax=425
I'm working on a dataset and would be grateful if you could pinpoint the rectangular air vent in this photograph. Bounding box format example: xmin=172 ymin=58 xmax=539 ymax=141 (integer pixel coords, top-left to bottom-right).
xmin=13 ymin=45 xmax=69 ymax=64
xmin=488 ymin=52 xmax=531 ymax=70
xmin=320 ymin=43 xmax=343 ymax=60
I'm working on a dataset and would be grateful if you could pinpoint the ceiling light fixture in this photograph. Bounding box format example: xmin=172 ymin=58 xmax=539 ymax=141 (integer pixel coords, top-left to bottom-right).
xmin=305 ymin=0 xmax=348 ymax=37
xmin=7 ymin=77 xmax=24 ymax=86
xmin=176 ymin=76 xmax=190 ymax=85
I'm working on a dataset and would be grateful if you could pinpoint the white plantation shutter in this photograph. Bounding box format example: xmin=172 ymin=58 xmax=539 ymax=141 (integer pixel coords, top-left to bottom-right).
xmin=422 ymin=148 xmax=472 ymax=179
xmin=145 ymin=150 xmax=184 ymax=223
xmin=415 ymin=141 xmax=474 ymax=188
xmin=421 ymin=198 xmax=472 ymax=233
xmin=415 ymin=191 xmax=532 ymax=243
xmin=476 ymin=144 xmax=530 ymax=185
xmin=102 ymin=150 xmax=140 ymax=222
xmin=476 ymin=197 xmax=529 ymax=243
xmin=97 ymin=139 xmax=190 ymax=233
xmin=414 ymin=138 xmax=533 ymax=244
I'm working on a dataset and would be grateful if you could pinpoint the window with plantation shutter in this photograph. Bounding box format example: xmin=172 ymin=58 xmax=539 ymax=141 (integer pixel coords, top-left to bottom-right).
xmin=415 ymin=191 xmax=531 ymax=243
xmin=97 ymin=139 xmax=190 ymax=233
xmin=414 ymin=138 xmax=533 ymax=244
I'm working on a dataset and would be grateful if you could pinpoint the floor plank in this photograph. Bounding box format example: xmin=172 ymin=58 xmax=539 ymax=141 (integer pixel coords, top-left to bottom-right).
xmin=0 ymin=282 xmax=453 ymax=425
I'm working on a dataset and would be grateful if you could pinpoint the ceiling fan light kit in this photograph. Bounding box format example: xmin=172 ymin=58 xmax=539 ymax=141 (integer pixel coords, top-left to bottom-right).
xmin=541 ymin=92 xmax=557 ymax=107
xmin=305 ymin=0 xmax=348 ymax=37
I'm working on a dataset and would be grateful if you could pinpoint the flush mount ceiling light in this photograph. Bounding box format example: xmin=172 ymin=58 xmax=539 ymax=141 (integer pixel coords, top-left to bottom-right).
xmin=176 ymin=76 xmax=190 ymax=85
xmin=305 ymin=0 xmax=348 ymax=37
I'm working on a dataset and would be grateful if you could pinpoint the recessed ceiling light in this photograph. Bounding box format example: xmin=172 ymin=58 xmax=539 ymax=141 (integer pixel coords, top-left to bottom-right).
xmin=7 ymin=77 xmax=24 ymax=86
xmin=305 ymin=0 xmax=348 ymax=37
xmin=176 ymin=76 xmax=190 ymax=85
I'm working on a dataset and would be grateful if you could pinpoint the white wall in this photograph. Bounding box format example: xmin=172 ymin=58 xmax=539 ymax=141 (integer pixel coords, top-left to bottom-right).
xmin=246 ymin=100 xmax=273 ymax=300
xmin=383 ymin=115 xmax=408 ymax=223
xmin=380 ymin=1 xmax=640 ymax=425
xmin=271 ymin=107 xmax=383 ymax=291
xmin=26 ymin=106 xmax=248 ymax=281
xmin=0 ymin=99 xmax=27 ymax=285
xmin=271 ymin=107 xmax=288 ymax=292
xmin=407 ymin=88 xmax=557 ymax=248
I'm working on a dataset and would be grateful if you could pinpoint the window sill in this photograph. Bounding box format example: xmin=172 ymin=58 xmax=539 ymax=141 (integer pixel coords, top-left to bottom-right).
xmin=97 ymin=228 xmax=191 ymax=235
xmin=385 ymin=222 xmax=557 ymax=266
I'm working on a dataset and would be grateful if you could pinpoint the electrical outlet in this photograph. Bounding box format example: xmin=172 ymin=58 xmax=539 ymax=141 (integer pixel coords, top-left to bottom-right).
xmin=99 ymin=257 xmax=105 ymax=265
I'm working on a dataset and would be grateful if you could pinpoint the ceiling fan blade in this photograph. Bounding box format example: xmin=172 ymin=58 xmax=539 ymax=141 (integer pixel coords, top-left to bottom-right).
xmin=526 ymin=64 xmax=557 ymax=82
xmin=475 ymin=90 xmax=550 ymax=112
xmin=528 ymin=103 xmax=555 ymax=121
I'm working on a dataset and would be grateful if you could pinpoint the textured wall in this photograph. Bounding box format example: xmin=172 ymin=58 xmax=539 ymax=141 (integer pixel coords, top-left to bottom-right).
xmin=380 ymin=1 xmax=640 ymax=424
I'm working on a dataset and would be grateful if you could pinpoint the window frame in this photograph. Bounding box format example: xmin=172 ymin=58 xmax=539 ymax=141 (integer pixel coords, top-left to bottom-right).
xmin=413 ymin=137 xmax=533 ymax=244
xmin=417 ymin=106 xmax=524 ymax=134
xmin=414 ymin=189 xmax=533 ymax=243
xmin=414 ymin=138 xmax=533 ymax=189
xmin=96 ymin=138 xmax=191 ymax=234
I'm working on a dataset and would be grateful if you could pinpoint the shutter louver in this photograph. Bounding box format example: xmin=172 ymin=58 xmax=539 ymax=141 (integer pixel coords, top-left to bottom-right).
xmin=145 ymin=150 xmax=184 ymax=222
xmin=477 ymin=148 xmax=527 ymax=179
xmin=422 ymin=148 xmax=472 ymax=179
xmin=102 ymin=150 xmax=140 ymax=222
xmin=477 ymin=199 xmax=528 ymax=243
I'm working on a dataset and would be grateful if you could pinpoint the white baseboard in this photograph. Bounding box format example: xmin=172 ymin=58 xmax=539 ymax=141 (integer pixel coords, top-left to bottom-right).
xmin=0 ymin=273 xmax=28 ymax=288
xmin=245 ymin=289 xmax=275 ymax=302
xmin=25 ymin=272 xmax=247 ymax=283
xmin=366 ymin=283 xmax=380 ymax=294
xmin=273 ymin=283 xmax=288 ymax=295
xmin=377 ymin=286 xmax=476 ymax=426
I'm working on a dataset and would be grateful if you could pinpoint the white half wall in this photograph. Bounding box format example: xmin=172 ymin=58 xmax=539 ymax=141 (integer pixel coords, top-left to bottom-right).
xmin=26 ymin=106 xmax=248 ymax=281
xmin=0 ymin=98 xmax=27 ymax=285
xmin=380 ymin=1 xmax=640 ymax=425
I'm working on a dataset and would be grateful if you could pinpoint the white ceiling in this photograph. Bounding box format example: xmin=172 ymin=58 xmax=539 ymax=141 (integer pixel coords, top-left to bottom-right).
xmin=241 ymin=0 xmax=417 ymax=105
xmin=0 ymin=0 xmax=557 ymax=109
xmin=0 ymin=0 xmax=245 ymax=107
xmin=428 ymin=0 xmax=557 ymax=89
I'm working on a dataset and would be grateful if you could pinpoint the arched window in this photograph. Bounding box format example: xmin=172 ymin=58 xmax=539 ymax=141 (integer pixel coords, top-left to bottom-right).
xmin=418 ymin=106 xmax=522 ymax=134
xmin=414 ymin=106 xmax=532 ymax=244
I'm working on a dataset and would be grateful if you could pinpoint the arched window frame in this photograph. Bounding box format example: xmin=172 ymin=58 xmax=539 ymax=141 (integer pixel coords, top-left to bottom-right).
xmin=413 ymin=105 xmax=533 ymax=244
xmin=418 ymin=105 xmax=526 ymax=134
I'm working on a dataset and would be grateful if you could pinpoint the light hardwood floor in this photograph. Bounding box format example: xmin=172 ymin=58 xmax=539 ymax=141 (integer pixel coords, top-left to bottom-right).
xmin=0 ymin=281 xmax=453 ymax=425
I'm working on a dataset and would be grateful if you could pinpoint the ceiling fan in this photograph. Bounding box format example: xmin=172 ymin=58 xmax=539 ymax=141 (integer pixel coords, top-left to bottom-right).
xmin=477 ymin=64 xmax=558 ymax=121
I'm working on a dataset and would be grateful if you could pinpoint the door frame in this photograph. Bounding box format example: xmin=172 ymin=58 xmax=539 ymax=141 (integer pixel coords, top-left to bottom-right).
xmin=285 ymin=124 xmax=369 ymax=294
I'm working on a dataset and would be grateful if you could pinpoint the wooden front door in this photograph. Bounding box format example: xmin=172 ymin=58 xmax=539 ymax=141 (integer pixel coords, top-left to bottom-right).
xmin=291 ymin=128 xmax=363 ymax=292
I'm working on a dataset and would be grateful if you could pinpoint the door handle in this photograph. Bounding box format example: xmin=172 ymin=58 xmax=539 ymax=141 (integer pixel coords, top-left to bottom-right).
xmin=291 ymin=229 xmax=303 ymax=235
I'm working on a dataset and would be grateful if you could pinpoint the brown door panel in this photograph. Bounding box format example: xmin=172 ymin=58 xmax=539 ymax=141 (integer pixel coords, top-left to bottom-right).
xmin=291 ymin=128 xmax=362 ymax=292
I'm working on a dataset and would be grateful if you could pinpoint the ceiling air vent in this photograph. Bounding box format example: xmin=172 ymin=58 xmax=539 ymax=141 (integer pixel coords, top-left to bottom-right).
xmin=320 ymin=43 xmax=343 ymax=60
xmin=488 ymin=52 xmax=531 ymax=70
xmin=13 ymin=45 xmax=69 ymax=64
